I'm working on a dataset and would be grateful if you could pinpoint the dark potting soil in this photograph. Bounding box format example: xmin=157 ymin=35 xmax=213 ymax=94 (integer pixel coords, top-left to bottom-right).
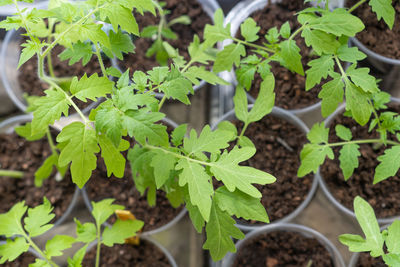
xmin=18 ymin=43 xmax=111 ymax=111
xmin=356 ymin=252 xmax=385 ymax=267
xmin=120 ymin=0 xmax=212 ymax=74
xmin=81 ymin=241 xmax=171 ymax=267
xmin=85 ymin=157 xmax=183 ymax=232
xmin=231 ymin=115 xmax=313 ymax=223
xmin=320 ymin=105 xmax=400 ymax=218
xmin=245 ymin=0 xmax=321 ymax=110
xmin=233 ymin=231 xmax=334 ymax=267
xmin=2 ymin=252 xmax=36 ymax=266
xmin=0 ymin=131 xmax=76 ymax=221
xmin=348 ymin=0 xmax=400 ymax=59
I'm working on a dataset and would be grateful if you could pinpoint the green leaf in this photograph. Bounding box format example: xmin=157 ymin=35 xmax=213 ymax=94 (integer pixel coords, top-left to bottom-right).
xmin=214 ymin=43 xmax=246 ymax=73
xmin=234 ymin=85 xmax=249 ymax=124
xmin=183 ymin=125 xmax=232 ymax=155
xmin=75 ymin=219 xmax=96 ymax=243
xmin=122 ymin=110 xmax=168 ymax=147
xmin=99 ymin=3 xmax=139 ymax=35
xmin=235 ymin=64 xmax=257 ymax=90
xmin=57 ymin=122 xmax=99 ymax=188
xmin=337 ymin=45 xmax=366 ymax=63
xmin=354 ymin=196 xmax=384 ymax=257
xmin=215 ymin=186 xmax=269 ymax=222
xmin=24 ymin=198 xmax=55 ymax=237
xmin=318 ymin=75 xmax=344 ymax=117
xmin=0 ymin=237 xmax=29 ymax=264
xmin=159 ymin=77 xmax=193 ymax=104
xmin=67 ymin=244 xmax=88 ymax=267
xmin=188 ymin=35 xmax=216 ymax=64
xmin=203 ymin=202 xmax=244 ymax=261
xmin=308 ymin=122 xmax=330 ymax=144
xmin=248 ymin=73 xmax=275 ymax=123
xmin=150 ymin=150 xmax=177 ymax=189
xmin=45 ymin=235 xmax=75 ymax=258
xmin=345 ymin=82 xmax=372 ymax=126
xmin=339 ymin=144 xmax=360 ymax=180
xmin=347 ymin=66 xmax=379 ymax=93
xmin=18 ymin=40 xmax=40 ymax=68
xmin=102 ymin=29 xmax=135 ymax=60
xmin=301 ymin=28 xmax=340 ymax=55
xmin=387 ymin=221 xmax=400 ymax=254
xmin=31 ymin=89 xmax=70 ymax=135
xmin=217 ymin=121 xmax=238 ymax=140
xmin=59 ymin=41 xmax=93 ymax=66
xmin=98 ymin=135 xmax=127 ymax=178
xmin=279 ymin=40 xmax=304 ymax=75
xmin=70 ymin=73 xmax=113 ymax=102
xmin=103 ymin=219 xmax=144 ymax=247
xmin=34 ymin=154 xmax=58 ymax=187
xmin=383 ymin=254 xmax=400 ymax=266
xmin=203 ymin=9 xmax=231 ymax=47
xmin=309 ymin=10 xmax=365 ymax=37
xmin=305 ymin=55 xmax=334 ymax=91
xmin=176 ymin=159 xmax=213 ymax=221
xmin=240 ymin=18 xmax=260 ymax=42
xmin=298 ymin=144 xmax=334 ymax=177
xmin=335 ymin=125 xmax=352 ymax=141
xmin=171 ymin=124 xmax=187 ymax=147
xmin=185 ymin=198 xmax=205 ymax=233
xmin=0 ymin=202 xmax=27 ymax=237
xmin=184 ymin=66 xmax=229 ymax=86
xmin=374 ymin=146 xmax=400 ymax=184
xmin=131 ymin=0 xmax=156 ymax=15
xmin=148 ymin=67 xmax=169 ymax=84
xmin=114 ymin=88 xmax=157 ymax=112
xmin=128 ymin=146 xmax=156 ymax=196
xmin=369 ymin=0 xmax=395 ymax=29
xmin=95 ymin=107 xmax=123 ymax=148
xmin=210 ymin=147 xmax=276 ymax=198
xmin=77 ymin=23 xmax=110 ymax=49
xmin=14 ymin=123 xmax=46 ymax=141
xmin=91 ymin=199 xmax=124 ymax=226
xmin=339 ymin=234 xmax=371 ymax=253
xmin=280 ymin=21 xmax=291 ymax=38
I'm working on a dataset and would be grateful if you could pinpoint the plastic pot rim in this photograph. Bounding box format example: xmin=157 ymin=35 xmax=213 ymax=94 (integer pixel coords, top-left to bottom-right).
xmin=318 ymin=100 xmax=400 ymax=225
xmin=211 ymin=105 xmax=319 ymax=231
xmin=80 ymin=116 xmax=187 ymax=237
xmin=0 ymin=114 xmax=80 ymax=228
xmin=220 ymin=222 xmax=346 ymax=267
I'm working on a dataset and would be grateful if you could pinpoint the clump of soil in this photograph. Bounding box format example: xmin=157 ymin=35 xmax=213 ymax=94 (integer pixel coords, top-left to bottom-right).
xmin=230 ymin=115 xmax=313 ymax=223
xmin=81 ymin=241 xmax=171 ymax=267
xmin=356 ymin=252 xmax=385 ymax=267
xmin=2 ymin=252 xmax=36 ymax=266
xmin=18 ymin=43 xmax=111 ymax=111
xmin=348 ymin=0 xmax=400 ymax=59
xmin=120 ymin=0 xmax=212 ymax=74
xmin=244 ymin=0 xmax=322 ymax=110
xmin=233 ymin=230 xmax=334 ymax=267
xmin=0 ymin=131 xmax=76 ymax=221
xmin=321 ymin=105 xmax=400 ymax=218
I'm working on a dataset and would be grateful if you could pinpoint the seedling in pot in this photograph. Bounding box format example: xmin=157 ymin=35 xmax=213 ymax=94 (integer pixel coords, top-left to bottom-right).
xmin=0 ymin=198 xmax=143 ymax=267
xmin=141 ymin=0 xmax=192 ymax=65
xmin=340 ymin=196 xmax=400 ymax=267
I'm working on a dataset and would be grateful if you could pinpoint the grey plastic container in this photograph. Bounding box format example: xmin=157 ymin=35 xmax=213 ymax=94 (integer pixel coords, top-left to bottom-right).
xmin=0 ymin=114 xmax=80 ymax=228
xmin=112 ymin=0 xmax=221 ymax=100
xmin=318 ymin=100 xmax=400 ymax=225
xmin=217 ymin=223 xmax=345 ymax=267
xmin=211 ymin=105 xmax=319 ymax=231
xmin=81 ymin=116 xmax=187 ymax=237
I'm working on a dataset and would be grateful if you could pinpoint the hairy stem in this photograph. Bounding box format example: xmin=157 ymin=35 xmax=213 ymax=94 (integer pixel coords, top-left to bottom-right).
xmin=0 ymin=170 xmax=24 ymax=178
xmin=158 ymin=95 xmax=167 ymax=111
xmin=46 ymin=127 xmax=58 ymax=156
xmin=348 ymin=0 xmax=367 ymax=13
xmin=24 ymin=233 xmax=59 ymax=267
xmin=326 ymin=139 xmax=400 ymax=147
xmin=237 ymin=122 xmax=249 ymax=143
xmin=288 ymin=24 xmax=306 ymax=42
xmin=95 ymin=223 xmax=101 ymax=267
xmin=232 ymin=37 xmax=275 ymax=53
xmin=94 ymin=42 xmax=107 ymax=77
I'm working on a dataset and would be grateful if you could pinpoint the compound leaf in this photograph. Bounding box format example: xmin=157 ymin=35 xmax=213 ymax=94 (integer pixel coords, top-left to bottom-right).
xmin=374 ymin=146 xmax=400 ymax=184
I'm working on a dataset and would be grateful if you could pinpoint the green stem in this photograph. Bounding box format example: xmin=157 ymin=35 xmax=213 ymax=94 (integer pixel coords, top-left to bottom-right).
xmin=158 ymin=95 xmax=167 ymax=111
xmin=46 ymin=127 xmax=58 ymax=156
xmin=94 ymin=42 xmax=107 ymax=77
xmin=348 ymin=0 xmax=367 ymax=13
xmin=288 ymin=24 xmax=306 ymax=42
xmin=237 ymin=122 xmax=249 ymax=143
xmin=232 ymin=37 xmax=275 ymax=53
xmin=95 ymin=224 xmax=101 ymax=267
xmin=368 ymin=99 xmax=382 ymax=131
xmin=24 ymin=233 xmax=59 ymax=267
xmin=326 ymin=139 xmax=400 ymax=147
xmin=334 ymin=55 xmax=349 ymax=82
xmin=0 ymin=170 xmax=24 ymax=178
xmin=325 ymin=0 xmax=330 ymax=10
xmin=145 ymin=144 xmax=213 ymax=166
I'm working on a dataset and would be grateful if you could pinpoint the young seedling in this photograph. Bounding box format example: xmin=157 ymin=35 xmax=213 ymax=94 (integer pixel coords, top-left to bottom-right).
xmin=339 ymin=196 xmax=400 ymax=266
xmin=141 ymin=0 xmax=191 ymax=65
xmin=0 ymin=198 xmax=143 ymax=267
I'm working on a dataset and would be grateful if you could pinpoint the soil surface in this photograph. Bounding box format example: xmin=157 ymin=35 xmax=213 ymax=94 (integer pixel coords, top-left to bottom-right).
xmin=0 ymin=131 xmax=76 ymax=221
xmin=348 ymin=0 xmax=400 ymax=59
xmin=119 ymin=0 xmax=212 ymax=74
xmin=231 ymin=115 xmax=313 ymax=223
xmin=245 ymin=0 xmax=321 ymax=110
xmin=233 ymin=230 xmax=334 ymax=267
xmin=321 ymin=105 xmax=400 ymax=218
xmin=356 ymin=252 xmax=385 ymax=267
xmin=18 ymin=43 xmax=111 ymax=111
xmin=81 ymin=241 xmax=171 ymax=267
xmin=85 ymin=159 xmax=183 ymax=232
xmin=2 ymin=252 xmax=36 ymax=266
